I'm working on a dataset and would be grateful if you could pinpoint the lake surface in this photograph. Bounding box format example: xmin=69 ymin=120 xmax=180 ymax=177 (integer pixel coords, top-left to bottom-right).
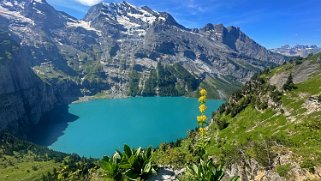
xmin=32 ymin=97 xmax=224 ymax=158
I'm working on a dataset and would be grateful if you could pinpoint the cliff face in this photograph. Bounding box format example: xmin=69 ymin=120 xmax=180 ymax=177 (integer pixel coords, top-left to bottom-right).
xmin=0 ymin=0 xmax=287 ymax=100
xmin=0 ymin=29 xmax=57 ymax=135
xmin=0 ymin=0 xmax=288 ymax=135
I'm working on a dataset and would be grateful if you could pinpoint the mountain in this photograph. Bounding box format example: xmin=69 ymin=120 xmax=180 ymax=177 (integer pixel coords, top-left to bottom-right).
xmin=270 ymin=44 xmax=321 ymax=57
xmin=0 ymin=0 xmax=287 ymax=134
xmin=156 ymin=53 xmax=321 ymax=180
xmin=1 ymin=54 xmax=318 ymax=181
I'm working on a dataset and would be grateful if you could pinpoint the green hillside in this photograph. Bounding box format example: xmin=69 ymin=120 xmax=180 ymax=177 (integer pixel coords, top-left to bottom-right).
xmin=0 ymin=133 xmax=96 ymax=181
xmin=0 ymin=53 xmax=320 ymax=180
xmin=156 ymin=53 xmax=321 ymax=180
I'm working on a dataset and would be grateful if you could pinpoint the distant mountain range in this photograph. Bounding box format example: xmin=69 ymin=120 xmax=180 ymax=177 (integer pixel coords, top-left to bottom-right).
xmin=0 ymin=0 xmax=287 ymax=135
xmin=270 ymin=45 xmax=321 ymax=57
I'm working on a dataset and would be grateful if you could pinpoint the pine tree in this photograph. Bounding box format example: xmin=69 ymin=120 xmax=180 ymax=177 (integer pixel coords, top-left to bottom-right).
xmin=283 ymin=73 xmax=295 ymax=91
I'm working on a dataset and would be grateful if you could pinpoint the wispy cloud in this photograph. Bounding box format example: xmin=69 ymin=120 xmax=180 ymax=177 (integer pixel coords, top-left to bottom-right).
xmin=186 ymin=0 xmax=207 ymax=14
xmin=76 ymin=0 xmax=103 ymax=6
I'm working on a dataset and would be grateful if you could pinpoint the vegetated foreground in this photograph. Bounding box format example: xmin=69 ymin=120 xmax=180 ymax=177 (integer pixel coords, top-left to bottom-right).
xmin=0 ymin=53 xmax=320 ymax=180
xmin=156 ymin=53 xmax=321 ymax=180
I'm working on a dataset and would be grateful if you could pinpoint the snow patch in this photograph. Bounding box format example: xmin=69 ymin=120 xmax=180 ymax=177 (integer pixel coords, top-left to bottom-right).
xmin=3 ymin=1 xmax=13 ymax=7
xmin=117 ymin=15 xmax=140 ymax=28
xmin=0 ymin=6 xmax=35 ymax=25
xmin=33 ymin=7 xmax=43 ymax=15
xmin=127 ymin=11 xmax=156 ymax=24
xmin=34 ymin=0 xmax=43 ymax=3
xmin=67 ymin=20 xmax=101 ymax=35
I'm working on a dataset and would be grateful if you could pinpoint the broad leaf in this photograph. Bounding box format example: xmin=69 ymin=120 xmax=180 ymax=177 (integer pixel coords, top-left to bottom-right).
xmin=124 ymin=144 xmax=132 ymax=158
xmin=125 ymin=169 xmax=139 ymax=180
xmin=128 ymin=155 xmax=137 ymax=166
xmin=143 ymin=162 xmax=151 ymax=174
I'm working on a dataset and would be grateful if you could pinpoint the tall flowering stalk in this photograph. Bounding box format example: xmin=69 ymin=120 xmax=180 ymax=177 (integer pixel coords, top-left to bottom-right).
xmin=197 ymin=88 xmax=207 ymax=145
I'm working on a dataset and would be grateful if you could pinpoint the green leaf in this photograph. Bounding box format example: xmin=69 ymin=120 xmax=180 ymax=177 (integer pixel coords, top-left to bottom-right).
xmin=113 ymin=152 xmax=121 ymax=163
xmin=119 ymin=162 xmax=132 ymax=169
xmin=143 ymin=162 xmax=151 ymax=174
xmin=192 ymin=164 xmax=199 ymax=175
xmin=128 ymin=155 xmax=137 ymax=166
xmin=124 ymin=144 xmax=132 ymax=158
xmin=145 ymin=147 xmax=152 ymax=159
xmin=125 ymin=169 xmax=139 ymax=180
xmin=135 ymin=147 xmax=142 ymax=157
xmin=102 ymin=156 xmax=110 ymax=162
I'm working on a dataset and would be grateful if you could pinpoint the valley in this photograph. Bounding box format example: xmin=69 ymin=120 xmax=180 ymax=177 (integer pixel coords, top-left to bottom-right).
xmin=0 ymin=0 xmax=320 ymax=180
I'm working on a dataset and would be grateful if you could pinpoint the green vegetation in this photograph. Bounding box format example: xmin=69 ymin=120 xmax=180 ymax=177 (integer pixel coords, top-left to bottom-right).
xmin=154 ymin=54 xmax=321 ymax=179
xmin=185 ymin=159 xmax=225 ymax=181
xmin=139 ymin=63 xmax=200 ymax=97
xmin=0 ymin=133 xmax=97 ymax=181
xmin=128 ymin=70 xmax=141 ymax=96
xmin=275 ymin=164 xmax=292 ymax=177
xmin=1 ymin=53 xmax=320 ymax=180
xmin=199 ymin=75 xmax=242 ymax=99
xmin=100 ymin=144 xmax=157 ymax=180
xmin=0 ymin=30 xmax=18 ymax=63
xmin=283 ymin=73 xmax=296 ymax=91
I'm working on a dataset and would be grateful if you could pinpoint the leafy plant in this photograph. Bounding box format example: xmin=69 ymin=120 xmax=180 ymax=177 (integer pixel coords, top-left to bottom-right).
xmin=186 ymin=159 xmax=238 ymax=181
xmin=101 ymin=145 xmax=157 ymax=180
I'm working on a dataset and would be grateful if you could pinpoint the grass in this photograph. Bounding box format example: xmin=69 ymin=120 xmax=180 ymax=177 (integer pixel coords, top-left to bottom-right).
xmin=275 ymin=164 xmax=292 ymax=177
xmin=0 ymin=152 xmax=60 ymax=181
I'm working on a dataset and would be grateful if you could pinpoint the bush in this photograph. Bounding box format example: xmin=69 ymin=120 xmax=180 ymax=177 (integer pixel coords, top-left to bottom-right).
xmin=252 ymin=140 xmax=276 ymax=169
xmin=275 ymin=164 xmax=292 ymax=177
xmin=216 ymin=118 xmax=229 ymax=130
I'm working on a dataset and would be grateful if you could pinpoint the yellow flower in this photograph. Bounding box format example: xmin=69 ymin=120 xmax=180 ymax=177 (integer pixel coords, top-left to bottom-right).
xmin=199 ymin=127 xmax=206 ymax=136
xmin=200 ymin=89 xmax=207 ymax=96
xmin=197 ymin=115 xmax=207 ymax=124
xmin=199 ymin=104 xmax=207 ymax=113
xmin=198 ymin=96 xmax=206 ymax=103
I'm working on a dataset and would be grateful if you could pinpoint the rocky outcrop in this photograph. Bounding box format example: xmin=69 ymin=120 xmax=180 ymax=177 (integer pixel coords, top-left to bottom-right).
xmin=269 ymin=55 xmax=321 ymax=90
xmin=0 ymin=29 xmax=57 ymax=135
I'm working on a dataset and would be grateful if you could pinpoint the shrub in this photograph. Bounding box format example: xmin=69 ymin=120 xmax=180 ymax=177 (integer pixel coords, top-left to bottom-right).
xmin=275 ymin=164 xmax=292 ymax=177
xmin=252 ymin=140 xmax=276 ymax=169
xmin=216 ymin=118 xmax=229 ymax=130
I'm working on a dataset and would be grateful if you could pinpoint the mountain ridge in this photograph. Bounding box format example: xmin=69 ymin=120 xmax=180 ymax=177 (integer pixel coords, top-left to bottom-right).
xmin=271 ymin=44 xmax=321 ymax=58
xmin=0 ymin=0 xmax=287 ymax=135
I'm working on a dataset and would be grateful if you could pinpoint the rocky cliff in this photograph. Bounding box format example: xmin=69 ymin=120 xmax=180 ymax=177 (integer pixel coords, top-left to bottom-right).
xmin=0 ymin=0 xmax=287 ymax=135
xmin=0 ymin=28 xmax=57 ymax=135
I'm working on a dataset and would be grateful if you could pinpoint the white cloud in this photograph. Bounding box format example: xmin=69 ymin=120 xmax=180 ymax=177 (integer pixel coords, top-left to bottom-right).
xmin=76 ymin=0 xmax=103 ymax=6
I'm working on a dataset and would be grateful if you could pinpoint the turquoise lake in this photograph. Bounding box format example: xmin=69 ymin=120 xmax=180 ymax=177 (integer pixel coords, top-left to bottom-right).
xmin=32 ymin=97 xmax=224 ymax=158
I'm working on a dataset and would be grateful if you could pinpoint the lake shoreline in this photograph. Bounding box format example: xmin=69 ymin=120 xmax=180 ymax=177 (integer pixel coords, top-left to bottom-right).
xmin=72 ymin=93 xmax=223 ymax=104
xmin=36 ymin=97 xmax=224 ymax=158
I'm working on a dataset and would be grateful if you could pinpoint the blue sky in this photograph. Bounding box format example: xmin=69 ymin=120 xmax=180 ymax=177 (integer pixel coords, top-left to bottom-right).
xmin=47 ymin=0 xmax=321 ymax=48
